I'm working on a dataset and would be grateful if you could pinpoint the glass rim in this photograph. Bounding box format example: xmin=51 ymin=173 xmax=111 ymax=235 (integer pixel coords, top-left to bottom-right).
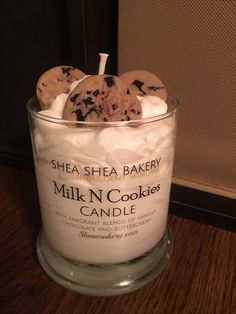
xmin=26 ymin=96 xmax=179 ymax=128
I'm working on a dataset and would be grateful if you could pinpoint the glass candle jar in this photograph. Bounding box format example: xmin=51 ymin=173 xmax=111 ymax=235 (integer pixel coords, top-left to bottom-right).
xmin=27 ymin=97 xmax=178 ymax=296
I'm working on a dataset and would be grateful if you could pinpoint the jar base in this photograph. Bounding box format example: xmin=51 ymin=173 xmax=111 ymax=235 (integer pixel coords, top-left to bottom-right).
xmin=36 ymin=227 xmax=172 ymax=296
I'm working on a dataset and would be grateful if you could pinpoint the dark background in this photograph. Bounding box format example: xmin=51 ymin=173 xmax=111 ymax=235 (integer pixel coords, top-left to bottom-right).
xmin=0 ymin=0 xmax=118 ymax=168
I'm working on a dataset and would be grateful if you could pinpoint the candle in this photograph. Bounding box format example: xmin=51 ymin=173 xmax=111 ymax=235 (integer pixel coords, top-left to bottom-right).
xmin=27 ymin=57 xmax=178 ymax=295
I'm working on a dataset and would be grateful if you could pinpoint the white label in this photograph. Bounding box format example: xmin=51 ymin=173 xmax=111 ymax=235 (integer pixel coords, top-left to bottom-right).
xmin=35 ymin=146 xmax=173 ymax=264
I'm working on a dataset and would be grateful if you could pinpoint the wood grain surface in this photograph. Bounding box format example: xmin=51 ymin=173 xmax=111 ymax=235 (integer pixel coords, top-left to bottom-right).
xmin=0 ymin=164 xmax=235 ymax=314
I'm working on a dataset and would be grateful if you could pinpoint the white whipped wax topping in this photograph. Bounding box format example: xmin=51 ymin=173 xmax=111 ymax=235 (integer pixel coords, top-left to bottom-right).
xmin=33 ymin=81 xmax=175 ymax=264
xmin=40 ymin=93 xmax=68 ymax=119
xmin=138 ymin=95 xmax=168 ymax=118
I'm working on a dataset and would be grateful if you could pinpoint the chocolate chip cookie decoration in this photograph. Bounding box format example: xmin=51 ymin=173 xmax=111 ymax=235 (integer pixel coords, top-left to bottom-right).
xmin=36 ymin=66 xmax=86 ymax=109
xmin=119 ymin=70 xmax=167 ymax=101
xmin=62 ymin=75 xmax=142 ymax=122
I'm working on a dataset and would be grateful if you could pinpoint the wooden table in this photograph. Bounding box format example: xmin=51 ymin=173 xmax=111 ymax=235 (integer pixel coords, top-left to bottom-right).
xmin=0 ymin=164 xmax=235 ymax=313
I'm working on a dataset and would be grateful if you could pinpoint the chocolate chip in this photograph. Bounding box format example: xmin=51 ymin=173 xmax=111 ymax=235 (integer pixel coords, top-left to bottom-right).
xmin=83 ymin=97 xmax=94 ymax=106
xmin=132 ymin=80 xmax=145 ymax=94
xmin=87 ymin=91 xmax=91 ymax=94
xmin=74 ymin=108 xmax=85 ymax=121
xmin=70 ymin=93 xmax=80 ymax=102
xmin=124 ymin=110 xmax=128 ymax=115
xmin=61 ymin=66 xmax=74 ymax=77
xmin=127 ymin=89 xmax=130 ymax=94
xmin=103 ymin=117 xmax=108 ymax=122
xmin=131 ymin=109 xmax=136 ymax=113
xmin=104 ymin=76 xmax=115 ymax=87
xmin=93 ymin=89 xmax=100 ymax=97
xmin=112 ymin=104 xmax=117 ymax=111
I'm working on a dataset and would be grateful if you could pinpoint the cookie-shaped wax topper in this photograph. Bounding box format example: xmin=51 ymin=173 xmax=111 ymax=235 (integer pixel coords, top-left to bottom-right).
xmin=62 ymin=53 xmax=142 ymax=122
xmin=36 ymin=66 xmax=85 ymax=109
xmin=119 ymin=70 xmax=167 ymax=101
xmin=63 ymin=75 xmax=142 ymax=122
